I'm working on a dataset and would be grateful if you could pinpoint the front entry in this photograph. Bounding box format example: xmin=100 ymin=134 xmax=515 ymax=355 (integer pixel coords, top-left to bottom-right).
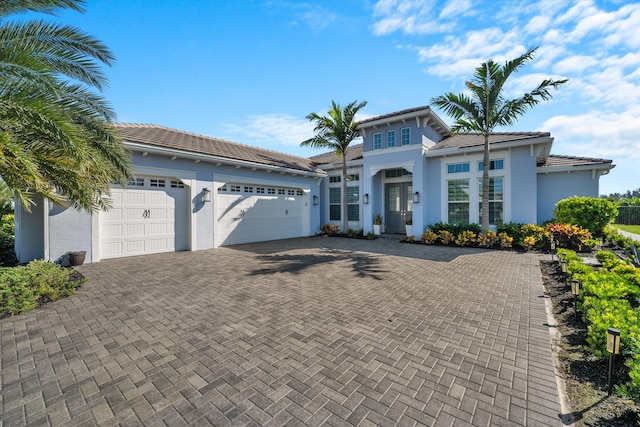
xmin=385 ymin=182 xmax=412 ymax=234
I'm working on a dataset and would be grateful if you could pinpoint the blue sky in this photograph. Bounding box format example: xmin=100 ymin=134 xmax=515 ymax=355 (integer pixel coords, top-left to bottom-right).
xmin=34 ymin=0 xmax=640 ymax=195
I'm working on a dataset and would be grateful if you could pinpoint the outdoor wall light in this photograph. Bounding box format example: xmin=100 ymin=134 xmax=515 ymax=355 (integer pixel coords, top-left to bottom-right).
xmin=607 ymin=327 xmax=621 ymax=395
xmin=413 ymin=192 xmax=420 ymax=203
xmin=202 ymin=188 xmax=211 ymax=203
xmin=570 ymin=280 xmax=580 ymax=321
xmin=313 ymin=195 xmax=319 ymax=206
xmin=363 ymin=194 xmax=369 ymax=204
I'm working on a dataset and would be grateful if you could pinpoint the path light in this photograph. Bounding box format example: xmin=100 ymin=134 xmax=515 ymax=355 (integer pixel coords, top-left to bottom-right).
xmin=607 ymin=327 xmax=621 ymax=396
xmin=202 ymin=188 xmax=211 ymax=203
xmin=570 ymin=280 xmax=580 ymax=321
xmin=550 ymin=236 xmax=556 ymax=261
xmin=363 ymin=193 xmax=369 ymax=205
xmin=560 ymin=257 xmax=568 ymax=284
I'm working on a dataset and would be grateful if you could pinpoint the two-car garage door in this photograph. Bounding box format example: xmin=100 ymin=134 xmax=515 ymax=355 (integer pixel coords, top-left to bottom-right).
xmin=100 ymin=177 xmax=189 ymax=259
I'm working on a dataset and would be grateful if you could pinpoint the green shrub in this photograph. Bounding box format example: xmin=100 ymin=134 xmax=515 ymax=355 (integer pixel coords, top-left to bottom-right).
xmin=0 ymin=231 xmax=17 ymax=267
xmin=428 ymin=222 xmax=480 ymax=237
xmin=1 ymin=213 xmax=14 ymax=235
xmin=421 ymin=229 xmax=438 ymax=244
xmin=554 ymin=196 xmax=618 ymax=237
xmin=477 ymin=231 xmax=498 ymax=248
xmin=497 ymin=222 xmax=525 ymax=244
xmin=582 ymin=297 xmax=640 ymax=356
xmin=580 ymin=271 xmax=640 ymax=303
xmin=0 ymin=261 xmax=79 ymax=317
xmin=499 ymin=232 xmax=513 ymax=249
xmin=618 ymin=341 xmax=640 ymax=403
xmin=568 ymin=260 xmax=592 ymax=280
xmin=438 ymin=230 xmax=454 ymax=245
xmin=596 ymin=250 xmax=625 ymax=270
xmin=455 ymin=230 xmax=477 ymax=247
xmin=521 ymin=224 xmax=548 ymax=249
xmin=557 ymin=248 xmax=581 ymax=263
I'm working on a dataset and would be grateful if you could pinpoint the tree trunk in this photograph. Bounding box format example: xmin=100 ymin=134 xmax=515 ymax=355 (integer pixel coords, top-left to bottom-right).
xmin=481 ymin=133 xmax=490 ymax=233
xmin=342 ymin=155 xmax=348 ymax=234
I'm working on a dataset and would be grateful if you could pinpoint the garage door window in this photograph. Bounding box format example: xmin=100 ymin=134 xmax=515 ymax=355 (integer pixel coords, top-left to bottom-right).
xmin=150 ymin=179 xmax=165 ymax=187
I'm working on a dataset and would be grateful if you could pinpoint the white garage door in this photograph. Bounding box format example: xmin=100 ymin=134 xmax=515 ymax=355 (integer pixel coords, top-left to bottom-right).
xmin=216 ymin=183 xmax=307 ymax=245
xmin=100 ymin=177 xmax=189 ymax=259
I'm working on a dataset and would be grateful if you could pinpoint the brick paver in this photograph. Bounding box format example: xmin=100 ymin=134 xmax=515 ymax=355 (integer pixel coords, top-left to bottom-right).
xmin=0 ymin=237 xmax=562 ymax=426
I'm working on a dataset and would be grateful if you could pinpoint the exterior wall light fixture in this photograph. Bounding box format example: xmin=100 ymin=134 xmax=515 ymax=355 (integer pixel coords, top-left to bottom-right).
xmin=313 ymin=195 xmax=319 ymax=206
xmin=413 ymin=192 xmax=419 ymax=203
xmin=202 ymin=188 xmax=211 ymax=203
xmin=363 ymin=194 xmax=369 ymax=204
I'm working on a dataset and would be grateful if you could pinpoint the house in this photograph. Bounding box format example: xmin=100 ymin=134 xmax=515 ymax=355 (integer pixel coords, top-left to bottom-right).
xmin=15 ymin=124 xmax=325 ymax=264
xmin=15 ymin=106 xmax=614 ymax=264
xmin=310 ymin=106 xmax=614 ymax=236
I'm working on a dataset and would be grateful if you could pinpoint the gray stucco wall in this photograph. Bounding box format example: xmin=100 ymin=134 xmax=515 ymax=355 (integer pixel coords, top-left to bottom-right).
xmin=537 ymin=169 xmax=600 ymax=223
xmin=15 ymin=197 xmax=45 ymax=263
xmin=424 ymin=157 xmax=442 ymax=225
xmin=509 ymin=146 xmax=538 ymax=224
xmin=48 ymin=204 xmax=93 ymax=264
xmin=362 ymin=119 xmax=441 ymax=153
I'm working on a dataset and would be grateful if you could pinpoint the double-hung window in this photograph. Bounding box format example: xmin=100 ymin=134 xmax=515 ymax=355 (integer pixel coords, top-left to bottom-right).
xmin=387 ymin=130 xmax=396 ymax=148
xmin=373 ymin=133 xmax=382 ymax=150
xmin=448 ymin=179 xmax=470 ymax=224
xmin=478 ymin=177 xmax=504 ymax=225
xmin=329 ymin=188 xmax=341 ymax=220
xmin=401 ymin=127 xmax=410 ymax=145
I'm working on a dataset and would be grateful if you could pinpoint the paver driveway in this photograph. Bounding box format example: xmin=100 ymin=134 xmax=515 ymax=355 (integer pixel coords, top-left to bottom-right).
xmin=0 ymin=237 xmax=563 ymax=426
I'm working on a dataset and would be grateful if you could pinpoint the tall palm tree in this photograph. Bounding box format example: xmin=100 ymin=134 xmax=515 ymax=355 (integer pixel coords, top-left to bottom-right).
xmin=0 ymin=0 xmax=132 ymax=212
xmin=302 ymin=100 xmax=367 ymax=233
xmin=431 ymin=47 xmax=567 ymax=232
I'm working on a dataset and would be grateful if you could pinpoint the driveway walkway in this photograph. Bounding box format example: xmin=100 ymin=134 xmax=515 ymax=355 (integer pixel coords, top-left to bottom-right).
xmin=0 ymin=238 xmax=562 ymax=426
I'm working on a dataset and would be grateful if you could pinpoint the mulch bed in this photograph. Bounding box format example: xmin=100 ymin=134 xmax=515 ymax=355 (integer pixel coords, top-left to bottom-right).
xmin=540 ymin=257 xmax=640 ymax=426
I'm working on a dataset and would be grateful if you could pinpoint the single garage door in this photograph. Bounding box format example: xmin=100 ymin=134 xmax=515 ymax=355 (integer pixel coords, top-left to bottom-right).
xmin=100 ymin=177 xmax=189 ymax=259
xmin=216 ymin=183 xmax=306 ymax=245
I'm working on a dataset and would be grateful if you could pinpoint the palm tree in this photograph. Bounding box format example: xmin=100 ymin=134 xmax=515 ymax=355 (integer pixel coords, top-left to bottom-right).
xmin=0 ymin=0 xmax=132 ymax=212
xmin=431 ymin=47 xmax=567 ymax=232
xmin=301 ymin=100 xmax=367 ymax=233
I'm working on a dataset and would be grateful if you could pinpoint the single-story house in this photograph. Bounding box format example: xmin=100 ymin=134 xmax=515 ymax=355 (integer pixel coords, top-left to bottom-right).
xmin=15 ymin=106 xmax=614 ymax=264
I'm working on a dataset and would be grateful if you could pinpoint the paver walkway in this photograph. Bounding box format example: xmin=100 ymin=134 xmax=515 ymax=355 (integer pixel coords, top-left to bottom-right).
xmin=0 ymin=238 xmax=563 ymax=426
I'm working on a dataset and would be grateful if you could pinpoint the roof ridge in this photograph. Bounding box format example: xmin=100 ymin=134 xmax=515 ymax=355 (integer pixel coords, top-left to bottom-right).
xmin=548 ymin=153 xmax=611 ymax=162
xmin=359 ymin=105 xmax=432 ymax=124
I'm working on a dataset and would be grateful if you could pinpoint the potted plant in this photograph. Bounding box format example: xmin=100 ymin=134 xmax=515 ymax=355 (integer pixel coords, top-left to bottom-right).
xmin=405 ymin=218 xmax=413 ymax=236
xmin=373 ymin=214 xmax=383 ymax=235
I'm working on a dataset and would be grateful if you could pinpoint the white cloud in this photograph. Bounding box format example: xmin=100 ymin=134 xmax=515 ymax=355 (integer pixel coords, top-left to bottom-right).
xmin=222 ymin=114 xmax=315 ymax=147
xmin=439 ymin=0 xmax=473 ymax=19
xmin=553 ymin=55 xmax=598 ymax=74
xmin=543 ymin=105 xmax=640 ymax=160
xmin=370 ymin=0 xmax=450 ymax=35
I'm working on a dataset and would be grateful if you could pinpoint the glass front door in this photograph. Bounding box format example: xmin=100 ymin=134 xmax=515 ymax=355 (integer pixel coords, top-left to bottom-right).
xmin=385 ymin=183 xmax=412 ymax=233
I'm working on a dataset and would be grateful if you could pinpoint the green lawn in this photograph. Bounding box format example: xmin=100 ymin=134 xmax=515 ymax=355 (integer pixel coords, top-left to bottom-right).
xmin=614 ymin=224 xmax=640 ymax=234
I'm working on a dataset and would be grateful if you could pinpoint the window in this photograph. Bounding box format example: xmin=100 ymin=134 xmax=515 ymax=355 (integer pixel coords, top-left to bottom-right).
xmin=346 ymin=173 xmax=359 ymax=181
xmin=387 ymin=130 xmax=396 ymax=148
xmin=296 ymin=190 xmax=303 ymax=196
xmin=129 ymin=177 xmax=144 ymax=187
xmin=329 ymin=188 xmax=341 ymax=220
xmin=278 ymin=188 xmax=285 ymax=195
xmin=171 ymin=180 xmax=185 ymax=188
xmin=373 ymin=133 xmax=382 ymax=150
xmin=478 ymin=159 xmax=504 ymax=171
xmin=329 ymin=176 xmax=341 ymax=183
xmin=447 ymin=163 xmax=470 ymax=174
xmin=267 ymin=188 xmax=276 ymax=195
xmin=478 ymin=177 xmax=504 ymax=225
xmin=448 ymin=179 xmax=470 ymax=224
xmin=244 ymin=186 xmax=253 ymax=193
xmin=384 ymin=168 xmax=412 ymax=178
xmin=230 ymin=185 xmax=241 ymax=192
xmin=288 ymin=189 xmax=295 ymax=195
xmin=401 ymin=127 xmax=410 ymax=146
xmin=347 ymin=186 xmax=359 ymax=221
xmin=150 ymin=179 xmax=165 ymax=187
xmin=256 ymin=187 xmax=265 ymax=194
xmin=218 ymin=185 xmax=227 ymax=192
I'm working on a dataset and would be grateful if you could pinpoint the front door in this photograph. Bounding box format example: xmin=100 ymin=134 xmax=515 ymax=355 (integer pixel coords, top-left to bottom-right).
xmin=385 ymin=183 xmax=412 ymax=234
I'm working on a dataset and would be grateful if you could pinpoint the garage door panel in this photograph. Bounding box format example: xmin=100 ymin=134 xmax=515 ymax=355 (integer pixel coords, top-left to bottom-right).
xmin=101 ymin=178 xmax=188 ymax=259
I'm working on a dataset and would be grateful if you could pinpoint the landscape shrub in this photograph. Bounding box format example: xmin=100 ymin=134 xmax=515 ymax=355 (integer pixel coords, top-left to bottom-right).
xmin=455 ymin=230 xmax=476 ymax=247
xmin=0 ymin=261 xmax=79 ymax=317
xmin=498 ymin=232 xmax=513 ymax=249
xmin=554 ymin=196 xmax=618 ymax=237
xmin=619 ymin=341 xmax=640 ymax=403
xmin=428 ymin=222 xmax=481 ymax=236
xmin=438 ymin=230 xmax=454 ymax=245
xmin=421 ymin=229 xmax=438 ymax=244
xmin=557 ymin=248 xmax=581 ymax=263
xmin=521 ymin=224 xmax=548 ymax=249
xmin=320 ymin=224 xmax=340 ymax=235
xmin=497 ymin=222 xmax=525 ymax=244
xmin=568 ymin=260 xmax=592 ymax=280
xmin=0 ymin=232 xmax=17 ymax=267
xmin=477 ymin=231 xmax=498 ymax=248
xmin=582 ymin=297 xmax=640 ymax=357
xmin=596 ymin=250 xmax=625 ymax=270
xmin=580 ymin=271 xmax=640 ymax=303
xmin=1 ymin=213 xmax=14 ymax=235
xmin=546 ymin=223 xmax=593 ymax=251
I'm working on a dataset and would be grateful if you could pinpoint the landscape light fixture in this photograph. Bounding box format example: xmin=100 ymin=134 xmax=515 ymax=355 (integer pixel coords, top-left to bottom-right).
xmin=363 ymin=194 xmax=369 ymax=204
xmin=550 ymin=236 xmax=556 ymax=260
xmin=560 ymin=257 xmax=568 ymax=283
xmin=570 ymin=280 xmax=580 ymax=321
xmin=202 ymin=188 xmax=211 ymax=203
xmin=413 ymin=192 xmax=420 ymax=204
xmin=607 ymin=328 xmax=621 ymax=395
xmin=313 ymin=195 xmax=319 ymax=206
